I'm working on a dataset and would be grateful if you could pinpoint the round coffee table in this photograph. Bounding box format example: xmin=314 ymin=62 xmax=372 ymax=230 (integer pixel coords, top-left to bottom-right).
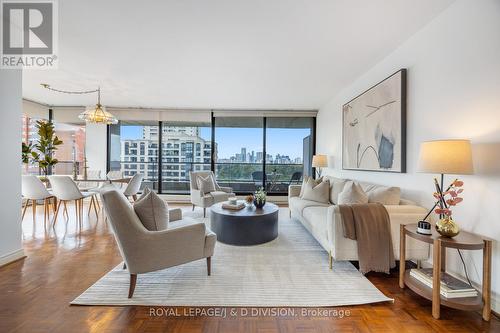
xmin=210 ymin=202 xmax=279 ymax=245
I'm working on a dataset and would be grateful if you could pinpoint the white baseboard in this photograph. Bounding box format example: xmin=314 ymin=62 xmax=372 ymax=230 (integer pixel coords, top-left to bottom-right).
xmin=0 ymin=248 xmax=26 ymax=267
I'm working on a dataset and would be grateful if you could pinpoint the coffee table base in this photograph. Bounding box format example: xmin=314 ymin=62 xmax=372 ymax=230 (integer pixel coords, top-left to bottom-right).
xmin=210 ymin=207 xmax=278 ymax=246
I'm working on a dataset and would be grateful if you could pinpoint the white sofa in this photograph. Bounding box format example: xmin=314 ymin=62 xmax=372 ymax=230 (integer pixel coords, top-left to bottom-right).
xmin=289 ymin=176 xmax=429 ymax=266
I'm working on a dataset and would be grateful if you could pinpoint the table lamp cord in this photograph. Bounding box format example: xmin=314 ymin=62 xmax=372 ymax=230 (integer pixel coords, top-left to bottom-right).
xmin=457 ymin=249 xmax=473 ymax=287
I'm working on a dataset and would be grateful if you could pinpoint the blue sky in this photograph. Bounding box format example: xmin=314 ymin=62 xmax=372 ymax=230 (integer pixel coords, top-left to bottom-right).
xmin=121 ymin=126 xmax=310 ymax=159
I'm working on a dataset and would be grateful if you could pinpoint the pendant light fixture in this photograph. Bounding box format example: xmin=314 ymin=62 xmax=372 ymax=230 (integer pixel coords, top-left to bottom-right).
xmin=41 ymin=84 xmax=118 ymax=125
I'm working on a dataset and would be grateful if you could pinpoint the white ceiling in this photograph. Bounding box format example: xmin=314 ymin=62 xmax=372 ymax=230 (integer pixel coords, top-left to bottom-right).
xmin=22 ymin=0 xmax=454 ymax=109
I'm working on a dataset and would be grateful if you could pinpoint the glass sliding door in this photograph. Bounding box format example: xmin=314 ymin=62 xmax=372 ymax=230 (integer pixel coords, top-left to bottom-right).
xmin=161 ymin=122 xmax=212 ymax=194
xmin=109 ymin=121 xmax=159 ymax=191
xmin=214 ymin=117 xmax=264 ymax=193
xmin=265 ymin=117 xmax=313 ymax=194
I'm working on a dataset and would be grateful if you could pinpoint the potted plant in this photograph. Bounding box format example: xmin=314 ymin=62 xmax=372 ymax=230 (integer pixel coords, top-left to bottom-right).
xmin=253 ymin=188 xmax=266 ymax=209
xmin=21 ymin=120 xmax=63 ymax=177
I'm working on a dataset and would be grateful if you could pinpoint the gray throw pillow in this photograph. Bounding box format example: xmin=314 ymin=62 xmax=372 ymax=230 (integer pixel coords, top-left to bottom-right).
xmin=337 ymin=181 xmax=368 ymax=205
xmin=301 ymin=178 xmax=330 ymax=204
xmin=133 ymin=190 xmax=169 ymax=231
xmin=196 ymin=174 xmax=216 ymax=194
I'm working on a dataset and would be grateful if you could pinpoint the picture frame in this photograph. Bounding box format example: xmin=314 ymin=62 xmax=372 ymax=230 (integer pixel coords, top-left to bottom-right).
xmin=342 ymin=69 xmax=407 ymax=173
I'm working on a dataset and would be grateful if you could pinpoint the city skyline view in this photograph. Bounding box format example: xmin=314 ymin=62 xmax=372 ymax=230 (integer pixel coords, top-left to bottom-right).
xmin=120 ymin=125 xmax=310 ymax=161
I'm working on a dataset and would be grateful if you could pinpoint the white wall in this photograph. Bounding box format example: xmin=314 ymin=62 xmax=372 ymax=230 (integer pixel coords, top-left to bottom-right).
xmin=317 ymin=0 xmax=500 ymax=311
xmin=0 ymin=70 xmax=24 ymax=266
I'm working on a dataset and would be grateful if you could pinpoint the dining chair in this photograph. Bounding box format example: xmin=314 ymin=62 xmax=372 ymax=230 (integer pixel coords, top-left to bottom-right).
xmin=48 ymin=176 xmax=98 ymax=227
xmin=107 ymin=170 xmax=124 ymax=189
xmin=77 ymin=170 xmax=102 ymax=191
xmin=122 ymin=173 xmax=143 ymax=201
xmin=288 ymin=171 xmax=302 ymax=185
xmin=21 ymin=175 xmax=56 ymax=224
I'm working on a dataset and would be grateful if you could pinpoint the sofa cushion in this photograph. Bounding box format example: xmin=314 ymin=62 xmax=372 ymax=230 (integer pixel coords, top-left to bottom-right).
xmin=133 ymin=190 xmax=169 ymax=231
xmin=337 ymin=181 xmax=368 ymax=204
xmin=137 ymin=186 xmax=151 ymax=200
xmin=289 ymin=197 xmax=330 ymax=214
xmin=303 ymin=206 xmax=329 ymax=242
xmin=301 ymin=177 xmax=330 ymax=203
xmin=324 ymin=176 xmax=349 ymax=204
xmin=196 ymin=174 xmax=216 ymax=194
xmin=359 ymin=181 xmax=401 ymax=205
xmin=299 ymin=176 xmax=322 ymax=198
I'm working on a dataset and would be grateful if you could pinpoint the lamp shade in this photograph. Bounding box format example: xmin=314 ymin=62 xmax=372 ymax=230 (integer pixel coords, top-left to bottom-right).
xmin=312 ymin=154 xmax=328 ymax=168
xmin=79 ymin=104 xmax=118 ymax=125
xmin=417 ymin=140 xmax=473 ymax=175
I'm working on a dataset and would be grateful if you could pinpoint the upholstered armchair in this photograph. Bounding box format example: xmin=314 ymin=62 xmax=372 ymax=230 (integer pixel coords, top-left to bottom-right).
xmin=189 ymin=171 xmax=234 ymax=217
xmin=101 ymin=190 xmax=216 ymax=298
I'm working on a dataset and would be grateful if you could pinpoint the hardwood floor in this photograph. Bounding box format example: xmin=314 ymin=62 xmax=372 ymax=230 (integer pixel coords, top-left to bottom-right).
xmin=1 ymin=199 xmax=498 ymax=333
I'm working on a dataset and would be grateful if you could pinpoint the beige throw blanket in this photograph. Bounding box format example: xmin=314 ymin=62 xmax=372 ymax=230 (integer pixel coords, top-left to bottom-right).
xmin=338 ymin=203 xmax=395 ymax=274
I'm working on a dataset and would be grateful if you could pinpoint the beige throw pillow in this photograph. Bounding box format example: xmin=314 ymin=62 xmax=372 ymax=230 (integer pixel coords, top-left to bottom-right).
xmin=337 ymin=181 xmax=368 ymax=205
xmin=324 ymin=176 xmax=349 ymax=204
xmin=299 ymin=176 xmax=322 ymax=198
xmin=137 ymin=186 xmax=151 ymax=201
xmin=367 ymin=186 xmax=401 ymax=205
xmin=133 ymin=190 xmax=169 ymax=231
xmin=196 ymin=174 xmax=216 ymax=194
xmin=301 ymin=178 xmax=330 ymax=204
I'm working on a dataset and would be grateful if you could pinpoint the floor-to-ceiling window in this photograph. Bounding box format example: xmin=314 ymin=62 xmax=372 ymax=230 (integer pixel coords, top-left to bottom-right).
xmin=214 ymin=117 xmax=264 ymax=193
xmin=106 ymin=113 xmax=315 ymax=195
xmin=161 ymin=122 xmax=212 ymax=193
xmin=109 ymin=121 xmax=159 ymax=191
xmin=265 ymin=117 xmax=314 ymax=194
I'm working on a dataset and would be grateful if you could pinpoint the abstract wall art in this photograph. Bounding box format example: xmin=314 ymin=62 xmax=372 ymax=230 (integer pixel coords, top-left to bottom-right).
xmin=342 ymin=69 xmax=406 ymax=173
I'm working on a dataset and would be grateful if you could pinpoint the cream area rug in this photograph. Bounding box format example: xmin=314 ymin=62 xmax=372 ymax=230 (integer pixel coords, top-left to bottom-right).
xmin=72 ymin=208 xmax=393 ymax=306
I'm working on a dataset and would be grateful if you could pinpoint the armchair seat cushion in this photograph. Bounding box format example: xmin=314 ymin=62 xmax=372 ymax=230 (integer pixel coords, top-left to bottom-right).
xmin=208 ymin=191 xmax=232 ymax=203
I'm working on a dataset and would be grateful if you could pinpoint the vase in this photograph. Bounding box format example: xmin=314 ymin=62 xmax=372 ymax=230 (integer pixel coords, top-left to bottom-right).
xmin=435 ymin=217 xmax=460 ymax=237
xmin=254 ymin=199 xmax=265 ymax=209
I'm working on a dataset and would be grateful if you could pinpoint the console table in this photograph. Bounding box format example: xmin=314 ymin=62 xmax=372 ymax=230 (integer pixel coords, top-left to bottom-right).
xmin=399 ymin=224 xmax=492 ymax=321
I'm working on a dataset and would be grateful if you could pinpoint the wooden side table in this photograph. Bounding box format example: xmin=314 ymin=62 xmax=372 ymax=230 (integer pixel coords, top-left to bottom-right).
xmin=399 ymin=224 xmax=492 ymax=321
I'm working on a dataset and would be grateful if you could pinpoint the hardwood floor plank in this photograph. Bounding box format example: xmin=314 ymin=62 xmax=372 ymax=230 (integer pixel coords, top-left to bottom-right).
xmin=1 ymin=200 xmax=498 ymax=333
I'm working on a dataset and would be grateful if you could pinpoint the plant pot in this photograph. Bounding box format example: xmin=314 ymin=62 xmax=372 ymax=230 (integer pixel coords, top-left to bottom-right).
xmin=254 ymin=199 xmax=265 ymax=209
xmin=435 ymin=217 xmax=460 ymax=237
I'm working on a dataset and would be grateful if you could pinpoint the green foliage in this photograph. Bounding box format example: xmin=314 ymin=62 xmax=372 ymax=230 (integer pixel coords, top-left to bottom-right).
xmin=21 ymin=142 xmax=33 ymax=164
xmin=21 ymin=120 xmax=63 ymax=175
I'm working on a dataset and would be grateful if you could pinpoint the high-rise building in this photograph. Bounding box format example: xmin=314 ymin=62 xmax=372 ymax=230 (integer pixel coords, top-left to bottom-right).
xmin=121 ymin=126 xmax=213 ymax=182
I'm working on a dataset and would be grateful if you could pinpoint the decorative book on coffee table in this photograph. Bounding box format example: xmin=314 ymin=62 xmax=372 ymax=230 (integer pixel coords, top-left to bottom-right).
xmin=221 ymin=202 xmax=245 ymax=211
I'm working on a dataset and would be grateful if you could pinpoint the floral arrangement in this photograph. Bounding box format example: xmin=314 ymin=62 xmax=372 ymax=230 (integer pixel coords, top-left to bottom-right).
xmin=254 ymin=188 xmax=266 ymax=208
xmin=245 ymin=195 xmax=254 ymax=204
xmin=434 ymin=179 xmax=464 ymax=217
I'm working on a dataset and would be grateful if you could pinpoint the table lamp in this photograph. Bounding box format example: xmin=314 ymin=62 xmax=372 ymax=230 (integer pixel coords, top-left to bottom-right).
xmin=416 ymin=139 xmax=474 ymax=234
xmin=312 ymin=154 xmax=328 ymax=178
